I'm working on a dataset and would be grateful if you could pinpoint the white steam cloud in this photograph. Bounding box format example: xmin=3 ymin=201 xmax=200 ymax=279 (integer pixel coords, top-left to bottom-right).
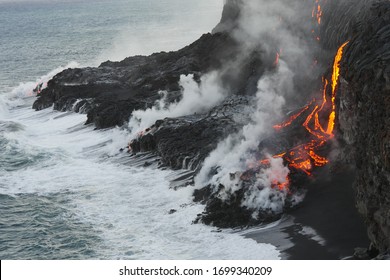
xmin=234 ymin=0 xmax=315 ymax=80
xmin=195 ymin=60 xmax=293 ymax=190
xmin=242 ymin=157 xmax=290 ymax=213
xmin=194 ymin=0 xmax=317 ymax=212
xmin=124 ymin=0 xmax=320 ymax=214
xmin=128 ymin=72 xmax=225 ymax=137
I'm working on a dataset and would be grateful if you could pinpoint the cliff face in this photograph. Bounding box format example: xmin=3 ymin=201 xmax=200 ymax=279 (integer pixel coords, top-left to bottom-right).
xmin=212 ymin=0 xmax=390 ymax=255
xmin=338 ymin=2 xmax=390 ymax=254
xmin=212 ymin=0 xmax=242 ymax=34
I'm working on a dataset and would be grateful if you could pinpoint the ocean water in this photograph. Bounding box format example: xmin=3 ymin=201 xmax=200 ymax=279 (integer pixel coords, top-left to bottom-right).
xmin=0 ymin=0 xmax=280 ymax=259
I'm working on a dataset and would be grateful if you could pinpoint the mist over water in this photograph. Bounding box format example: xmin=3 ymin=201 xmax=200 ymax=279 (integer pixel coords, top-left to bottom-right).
xmin=0 ymin=0 xmax=223 ymax=92
xmin=0 ymin=0 xmax=280 ymax=259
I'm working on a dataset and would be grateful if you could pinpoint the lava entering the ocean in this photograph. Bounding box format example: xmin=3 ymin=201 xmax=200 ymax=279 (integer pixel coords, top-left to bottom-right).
xmin=248 ymin=41 xmax=349 ymax=190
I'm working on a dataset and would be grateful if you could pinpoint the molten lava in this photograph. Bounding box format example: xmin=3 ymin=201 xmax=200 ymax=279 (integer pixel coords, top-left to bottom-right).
xmin=311 ymin=0 xmax=323 ymax=41
xmin=312 ymin=0 xmax=323 ymax=25
xmin=255 ymin=41 xmax=349 ymax=190
xmin=273 ymin=102 xmax=312 ymax=130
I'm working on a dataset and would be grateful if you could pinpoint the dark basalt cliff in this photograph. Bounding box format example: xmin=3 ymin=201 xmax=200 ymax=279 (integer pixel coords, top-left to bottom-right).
xmin=33 ymin=0 xmax=389 ymax=257
xmin=338 ymin=2 xmax=390 ymax=256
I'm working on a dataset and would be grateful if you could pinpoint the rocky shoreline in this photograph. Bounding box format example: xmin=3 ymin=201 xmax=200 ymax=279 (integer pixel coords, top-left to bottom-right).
xmin=33 ymin=0 xmax=389 ymax=258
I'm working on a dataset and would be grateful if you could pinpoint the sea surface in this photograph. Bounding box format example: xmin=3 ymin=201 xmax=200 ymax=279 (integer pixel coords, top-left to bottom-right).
xmin=0 ymin=0 xmax=280 ymax=259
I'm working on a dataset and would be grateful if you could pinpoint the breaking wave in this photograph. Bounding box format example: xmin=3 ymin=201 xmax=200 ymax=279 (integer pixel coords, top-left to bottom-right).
xmin=0 ymin=66 xmax=280 ymax=260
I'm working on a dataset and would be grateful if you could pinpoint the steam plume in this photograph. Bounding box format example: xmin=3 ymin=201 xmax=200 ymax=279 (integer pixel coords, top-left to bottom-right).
xmin=128 ymin=72 xmax=225 ymax=137
xmin=195 ymin=0 xmax=321 ymax=212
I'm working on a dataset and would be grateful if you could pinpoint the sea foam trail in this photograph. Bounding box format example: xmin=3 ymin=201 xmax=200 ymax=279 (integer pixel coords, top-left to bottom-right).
xmin=0 ymin=62 xmax=79 ymax=118
xmin=0 ymin=75 xmax=280 ymax=259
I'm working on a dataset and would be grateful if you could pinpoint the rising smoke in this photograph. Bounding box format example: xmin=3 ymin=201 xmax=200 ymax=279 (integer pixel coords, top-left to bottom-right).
xmin=195 ymin=60 xmax=293 ymax=186
xmin=194 ymin=0 xmax=323 ymax=213
xmin=127 ymin=0 xmax=358 ymax=215
xmin=128 ymin=71 xmax=225 ymax=137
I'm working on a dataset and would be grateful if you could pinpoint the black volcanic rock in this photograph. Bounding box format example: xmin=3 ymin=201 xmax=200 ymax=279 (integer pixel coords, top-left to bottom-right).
xmin=129 ymin=96 xmax=251 ymax=170
xmin=30 ymin=0 xmax=390 ymax=256
xmin=33 ymin=32 xmax=254 ymax=129
xmin=193 ymin=184 xmax=281 ymax=228
xmin=33 ymin=29 xmax=269 ymax=130
xmin=338 ymin=1 xmax=390 ymax=255
xmin=212 ymin=0 xmax=242 ymax=34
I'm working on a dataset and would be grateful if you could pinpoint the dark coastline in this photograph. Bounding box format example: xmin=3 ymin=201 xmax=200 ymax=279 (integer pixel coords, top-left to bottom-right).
xmin=246 ymin=169 xmax=369 ymax=259
xmin=31 ymin=0 xmax=390 ymax=258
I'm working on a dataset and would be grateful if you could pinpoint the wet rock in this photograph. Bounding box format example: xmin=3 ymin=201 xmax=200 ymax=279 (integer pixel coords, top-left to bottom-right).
xmin=193 ymin=183 xmax=284 ymax=229
xmin=129 ymin=96 xmax=251 ymax=170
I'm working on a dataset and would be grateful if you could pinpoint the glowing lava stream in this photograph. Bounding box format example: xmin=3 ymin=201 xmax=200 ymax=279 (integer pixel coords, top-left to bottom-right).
xmin=312 ymin=0 xmax=323 ymax=25
xmin=259 ymin=41 xmax=349 ymax=190
xmin=312 ymin=0 xmax=323 ymax=41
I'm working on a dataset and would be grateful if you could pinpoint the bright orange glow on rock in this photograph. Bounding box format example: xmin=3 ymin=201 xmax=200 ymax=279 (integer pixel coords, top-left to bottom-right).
xmin=273 ymin=102 xmax=312 ymax=130
xmin=255 ymin=42 xmax=349 ymax=190
xmin=312 ymin=0 xmax=323 ymax=25
xmin=332 ymin=41 xmax=349 ymax=94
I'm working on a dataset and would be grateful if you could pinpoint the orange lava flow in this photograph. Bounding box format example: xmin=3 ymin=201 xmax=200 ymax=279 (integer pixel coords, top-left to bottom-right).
xmin=256 ymin=42 xmax=349 ymax=190
xmin=312 ymin=0 xmax=323 ymax=25
xmin=272 ymin=178 xmax=290 ymax=191
xmin=273 ymin=102 xmax=312 ymax=130
xmin=327 ymin=41 xmax=349 ymax=136
xmin=311 ymin=0 xmax=323 ymax=41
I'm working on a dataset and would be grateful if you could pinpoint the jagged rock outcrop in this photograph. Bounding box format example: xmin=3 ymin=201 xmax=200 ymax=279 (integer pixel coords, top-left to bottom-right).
xmin=212 ymin=0 xmax=242 ymax=34
xmin=129 ymin=96 xmax=251 ymax=170
xmin=33 ymin=32 xmax=248 ymax=128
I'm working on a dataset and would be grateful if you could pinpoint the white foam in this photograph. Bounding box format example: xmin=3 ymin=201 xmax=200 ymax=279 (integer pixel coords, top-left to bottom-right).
xmin=0 ymin=99 xmax=7 ymax=118
xmin=299 ymin=226 xmax=326 ymax=246
xmin=0 ymin=0 xmax=281 ymax=259
xmin=0 ymin=95 xmax=280 ymax=260
xmin=0 ymin=62 xmax=79 ymax=118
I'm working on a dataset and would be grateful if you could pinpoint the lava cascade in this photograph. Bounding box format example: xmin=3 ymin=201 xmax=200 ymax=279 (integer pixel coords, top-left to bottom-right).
xmin=253 ymin=41 xmax=349 ymax=190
